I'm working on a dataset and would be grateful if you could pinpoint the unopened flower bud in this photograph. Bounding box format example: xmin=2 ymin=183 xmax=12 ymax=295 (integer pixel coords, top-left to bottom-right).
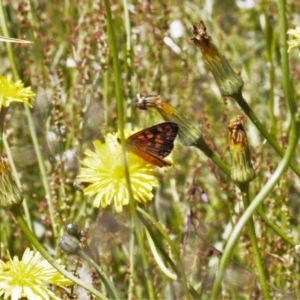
xmin=59 ymin=234 xmax=80 ymax=254
xmin=228 ymin=115 xmax=255 ymax=183
xmin=191 ymin=21 xmax=244 ymax=97
xmin=65 ymin=222 xmax=80 ymax=238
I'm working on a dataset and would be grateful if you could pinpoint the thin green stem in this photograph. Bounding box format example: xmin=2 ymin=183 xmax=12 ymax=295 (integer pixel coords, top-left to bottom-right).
xmin=278 ymin=0 xmax=296 ymax=114
xmin=127 ymin=230 xmax=134 ymax=300
xmin=122 ymin=0 xmax=134 ymax=120
xmin=195 ymin=137 xmax=230 ymax=177
xmin=77 ymin=249 xmax=121 ymax=300
xmin=262 ymin=2 xmax=276 ymax=132
xmin=0 ymin=3 xmax=18 ymax=78
xmin=123 ymin=0 xmax=132 ymax=72
xmin=103 ymin=70 xmax=109 ymax=127
xmin=256 ymin=208 xmax=295 ymax=246
xmin=25 ymin=104 xmax=57 ymax=236
xmin=0 ymin=0 xmax=57 ymax=237
xmin=103 ymin=1 xmax=154 ymax=299
xmin=11 ymin=205 xmax=108 ymax=300
xmin=0 ymin=108 xmax=7 ymax=154
xmin=139 ymin=213 xmax=180 ymax=277
xmin=145 ymin=228 xmax=177 ymax=280
xmin=239 ymin=183 xmax=270 ymax=300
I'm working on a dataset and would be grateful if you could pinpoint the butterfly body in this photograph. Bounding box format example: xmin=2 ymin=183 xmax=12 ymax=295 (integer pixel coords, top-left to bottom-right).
xmin=125 ymin=122 xmax=178 ymax=167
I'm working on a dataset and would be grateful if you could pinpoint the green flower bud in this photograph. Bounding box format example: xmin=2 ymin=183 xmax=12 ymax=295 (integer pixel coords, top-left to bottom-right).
xmin=191 ymin=21 xmax=244 ymax=97
xmin=228 ymin=115 xmax=256 ymax=183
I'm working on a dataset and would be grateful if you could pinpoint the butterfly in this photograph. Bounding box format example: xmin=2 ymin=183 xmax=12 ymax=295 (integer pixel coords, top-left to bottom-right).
xmin=122 ymin=122 xmax=178 ymax=167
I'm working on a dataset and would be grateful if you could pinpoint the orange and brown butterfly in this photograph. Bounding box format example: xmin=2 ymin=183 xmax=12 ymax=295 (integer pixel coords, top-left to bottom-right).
xmin=120 ymin=122 xmax=178 ymax=167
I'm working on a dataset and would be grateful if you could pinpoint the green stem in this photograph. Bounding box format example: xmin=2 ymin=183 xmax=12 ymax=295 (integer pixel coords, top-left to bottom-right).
xmin=77 ymin=249 xmax=121 ymax=300
xmin=0 ymin=1 xmax=57 ymax=237
xmin=278 ymin=0 xmax=295 ymax=114
xmin=0 ymin=4 xmax=18 ymax=79
xmin=195 ymin=137 xmax=230 ymax=177
xmin=122 ymin=0 xmax=134 ymax=120
xmin=239 ymin=183 xmax=270 ymax=299
xmin=127 ymin=230 xmax=134 ymax=300
xmin=11 ymin=205 xmax=108 ymax=300
xmin=145 ymin=228 xmax=177 ymax=280
xmin=262 ymin=2 xmax=276 ymax=132
xmin=103 ymin=70 xmax=109 ymax=127
xmin=0 ymin=108 xmax=7 ymax=154
xmin=25 ymin=104 xmax=57 ymax=236
xmin=103 ymin=1 xmax=154 ymax=299
xmin=140 ymin=214 xmax=180 ymax=277
xmin=256 ymin=208 xmax=295 ymax=246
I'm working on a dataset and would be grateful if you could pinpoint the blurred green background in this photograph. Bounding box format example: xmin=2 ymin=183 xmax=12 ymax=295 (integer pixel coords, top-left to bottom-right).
xmin=0 ymin=0 xmax=300 ymax=298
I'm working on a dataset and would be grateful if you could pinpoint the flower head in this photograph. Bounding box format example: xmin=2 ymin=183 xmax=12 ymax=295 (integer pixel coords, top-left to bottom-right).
xmin=287 ymin=26 xmax=300 ymax=57
xmin=134 ymin=94 xmax=202 ymax=146
xmin=191 ymin=21 xmax=243 ymax=97
xmin=0 ymin=156 xmax=23 ymax=209
xmin=77 ymin=130 xmax=162 ymax=212
xmin=228 ymin=115 xmax=255 ymax=183
xmin=0 ymin=248 xmax=73 ymax=300
xmin=0 ymin=76 xmax=35 ymax=111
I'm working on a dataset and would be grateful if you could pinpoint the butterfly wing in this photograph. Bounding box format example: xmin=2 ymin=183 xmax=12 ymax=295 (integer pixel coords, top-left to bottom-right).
xmin=126 ymin=122 xmax=178 ymax=167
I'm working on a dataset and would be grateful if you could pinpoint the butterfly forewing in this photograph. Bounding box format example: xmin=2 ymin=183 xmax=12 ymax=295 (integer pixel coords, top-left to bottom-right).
xmin=125 ymin=122 xmax=178 ymax=167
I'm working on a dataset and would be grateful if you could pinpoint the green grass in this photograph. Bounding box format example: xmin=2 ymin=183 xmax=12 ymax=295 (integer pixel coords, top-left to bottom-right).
xmin=0 ymin=0 xmax=300 ymax=299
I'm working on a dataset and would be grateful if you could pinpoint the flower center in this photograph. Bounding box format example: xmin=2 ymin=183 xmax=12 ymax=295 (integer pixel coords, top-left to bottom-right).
xmin=111 ymin=163 xmax=125 ymax=180
xmin=9 ymin=262 xmax=36 ymax=286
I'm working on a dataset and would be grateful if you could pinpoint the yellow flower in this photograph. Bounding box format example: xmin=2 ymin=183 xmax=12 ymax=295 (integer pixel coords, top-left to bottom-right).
xmin=0 ymin=248 xmax=73 ymax=300
xmin=0 ymin=156 xmax=23 ymax=209
xmin=77 ymin=130 xmax=161 ymax=213
xmin=0 ymin=76 xmax=35 ymax=111
xmin=287 ymin=26 xmax=300 ymax=56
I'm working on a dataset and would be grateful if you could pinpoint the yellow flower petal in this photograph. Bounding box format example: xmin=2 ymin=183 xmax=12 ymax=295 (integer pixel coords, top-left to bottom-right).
xmin=0 ymin=248 xmax=73 ymax=300
xmin=287 ymin=26 xmax=300 ymax=57
xmin=0 ymin=76 xmax=35 ymax=111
